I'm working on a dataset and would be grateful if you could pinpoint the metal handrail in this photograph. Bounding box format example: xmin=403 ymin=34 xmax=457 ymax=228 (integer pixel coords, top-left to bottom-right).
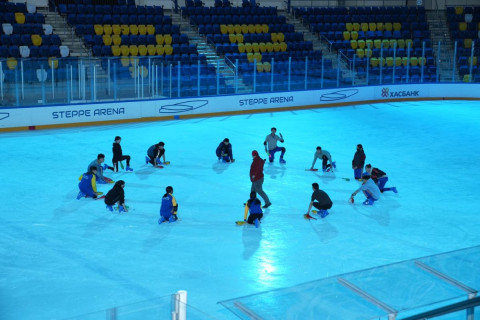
xmin=401 ymin=296 xmax=480 ymax=320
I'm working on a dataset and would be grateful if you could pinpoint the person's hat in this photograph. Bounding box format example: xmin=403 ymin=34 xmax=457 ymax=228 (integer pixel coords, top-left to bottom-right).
xmin=252 ymin=150 xmax=259 ymax=156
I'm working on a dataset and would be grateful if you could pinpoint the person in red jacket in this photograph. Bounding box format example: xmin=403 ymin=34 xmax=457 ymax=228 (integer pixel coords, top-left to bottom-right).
xmin=250 ymin=150 xmax=271 ymax=208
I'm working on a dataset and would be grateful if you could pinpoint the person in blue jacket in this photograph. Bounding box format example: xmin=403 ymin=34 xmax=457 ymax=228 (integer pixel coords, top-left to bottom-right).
xmin=77 ymin=166 xmax=99 ymax=199
xmin=159 ymin=186 xmax=178 ymax=223
xmin=243 ymin=191 xmax=263 ymax=227
xmin=216 ymin=138 xmax=234 ymax=163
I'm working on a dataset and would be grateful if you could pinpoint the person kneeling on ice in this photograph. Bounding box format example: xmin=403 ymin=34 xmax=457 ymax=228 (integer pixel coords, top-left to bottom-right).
xmin=243 ymin=191 xmax=263 ymax=227
xmin=88 ymin=153 xmax=114 ymax=184
xmin=311 ymin=146 xmax=336 ymax=172
xmin=362 ymin=164 xmax=398 ymax=193
xmin=146 ymin=141 xmax=167 ymax=167
xmin=351 ymin=176 xmax=381 ymax=205
xmin=306 ymin=183 xmax=333 ymax=218
xmin=77 ymin=166 xmax=100 ymax=199
xmin=159 ymin=186 xmax=178 ymax=223
xmin=104 ymin=180 xmax=128 ymax=212
xmin=216 ymin=138 xmax=235 ymax=163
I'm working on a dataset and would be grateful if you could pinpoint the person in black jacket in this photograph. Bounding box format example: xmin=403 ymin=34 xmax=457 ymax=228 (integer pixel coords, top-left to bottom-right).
xmin=363 ymin=164 xmax=398 ymax=193
xmin=105 ymin=180 xmax=128 ymax=212
xmin=352 ymin=144 xmax=366 ymax=180
xmin=112 ymin=136 xmax=133 ymax=172
xmin=216 ymin=138 xmax=234 ymax=163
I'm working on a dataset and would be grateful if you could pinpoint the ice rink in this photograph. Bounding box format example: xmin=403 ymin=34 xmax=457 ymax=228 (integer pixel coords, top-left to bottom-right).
xmin=1 ymin=99 xmax=480 ymax=319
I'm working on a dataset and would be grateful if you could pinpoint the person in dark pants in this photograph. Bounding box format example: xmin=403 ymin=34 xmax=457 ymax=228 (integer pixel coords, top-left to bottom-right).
xmin=77 ymin=166 xmax=99 ymax=199
xmin=105 ymin=180 xmax=127 ymax=212
xmin=243 ymin=191 xmax=263 ymax=227
xmin=250 ymin=150 xmax=271 ymax=208
xmin=352 ymin=144 xmax=366 ymax=179
xmin=146 ymin=142 xmax=166 ymax=167
xmin=159 ymin=186 xmax=178 ymax=223
xmin=363 ymin=164 xmax=398 ymax=193
xmin=306 ymin=182 xmax=333 ymax=218
xmin=310 ymin=146 xmax=336 ymax=172
xmin=264 ymin=127 xmax=286 ymax=164
xmin=88 ymin=153 xmax=114 ymax=184
xmin=112 ymin=136 xmax=133 ymax=172
xmin=216 ymin=138 xmax=235 ymax=163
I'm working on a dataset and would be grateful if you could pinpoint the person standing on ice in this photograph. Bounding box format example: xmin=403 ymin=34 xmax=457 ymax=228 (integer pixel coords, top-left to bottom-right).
xmin=105 ymin=180 xmax=128 ymax=212
xmin=350 ymin=176 xmax=381 ymax=205
xmin=352 ymin=144 xmax=366 ymax=179
xmin=243 ymin=191 xmax=263 ymax=227
xmin=250 ymin=150 xmax=272 ymax=208
xmin=310 ymin=146 xmax=336 ymax=172
xmin=146 ymin=141 xmax=167 ymax=167
xmin=305 ymin=183 xmax=333 ymax=218
xmin=159 ymin=186 xmax=178 ymax=223
xmin=77 ymin=166 xmax=99 ymax=199
xmin=363 ymin=164 xmax=398 ymax=193
xmin=264 ymin=127 xmax=286 ymax=164
xmin=88 ymin=153 xmax=114 ymax=184
xmin=216 ymin=138 xmax=235 ymax=163
xmin=112 ymin=136 xmax=133 ymax=172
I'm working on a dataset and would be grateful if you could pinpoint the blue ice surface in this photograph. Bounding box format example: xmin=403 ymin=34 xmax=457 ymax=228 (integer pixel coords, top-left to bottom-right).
xmin=1 ymin=100 xmax=480 ymax=319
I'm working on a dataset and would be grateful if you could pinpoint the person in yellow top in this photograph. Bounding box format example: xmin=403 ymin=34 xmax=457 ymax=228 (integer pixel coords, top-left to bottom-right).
xmin=159 ymin=186 xmax=178 ymax=223
xmin=77 ymin=166 xmax=100 ymax=199
xmin=243 ymin=191 xmax=263 ymax=227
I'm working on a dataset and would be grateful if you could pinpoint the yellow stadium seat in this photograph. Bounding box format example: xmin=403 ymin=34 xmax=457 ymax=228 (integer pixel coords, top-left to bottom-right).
xmin=405 ymin=39 xmax=413 ymax=48
xmin=255 ymin=24 xmax=262 ymax=33
xmin=374 ymin=39 xmax=381 ymax=49
xmin=248 ymin=24 xmax=255 ymax=33
xmin=463 ymin=74 xmax=471 ymax=82
xmin=368 ymin=22 xmax=376 ymax=31
xmin=229 ymin=33 xmax=236 ymax=43
xmin=130 ymin=57 xmax=139 ymax=66
xmin=418 ymin=57 xmax=426 ymax=66
xmin=112 ymin=25 xmax=121 ymax=35
xmin=138 ymin=45 xmax=147 ymax=56
xmin=280 ymin=42 xmax=287 ymax=52
xmin=31 ymin=34 xmax=42 ymax=46
xmin=121 ymin=25 xmax=129 ymax=35
xmin=361 ymin=23 xmax=368 ymax=32
xmin=252 ymin=42 xmax=259 ymax=53
xmin=346 ymin=23 xmax=353 ymax=32
xmin=121 ymin=45 xmax=130 ymax=56
xmin=469 ymin=56 xmax=478 ymax=66
xmin=103 ymin=35 xmax=112 ymax=46
xmin=138 ymin=25 xmax=146 ymax=35
xmin=247 ymin=52 xmax=254 ymax=63
xmin=397 ymin=39 xmax=405 ymax=48
xmin=459 ymin=22 xmax=467 ymax=31
xmin=253 ymin=52 xmax=262 ymax=62
xmin=351 ymin=31 xmax=358 ymax=40
xmin=386 ymin=57 xmax=394 ymax=67
xmin=112 ymin=35 xmax=121 ymax=46
xmin=15 ymin=12 xmax=25 ymax=24
xmin=164 ymin=44 xmax=173 ymax=55
xmin=353 ymin=23 xmax=360 ymax=31
xmin=370 ymin=57 xmax=379 ymax=67
xmin=266 ymin=42 xmax=273 ymax=52
xmin=220 ymin=24 xmax=228 ymax=34
xmin=227 ymin=24 xmax=234 ymax=34
xmin=245 ymin=43 xmax=252 ymax=53
xmin=147 ymin=25 xmax=155 ymax=35
xmin=350 ymin=40 xmax=357 ymax=49
xmin=410 ymin=57 xmax=418 ymax=66
xmin=147 ymin=44 xmax=156 ymax=55
xmin=261 ymin=24 xmax=268 ymax=33
xmin=271 ymin=33 xmax=278 ymax=42
xmin=389 ymin=39 xmax=397 ymax=49
xmin=376 ymin=22 xmax=384 ymax=31
xmin=129 ymin=45 xmax=138 ymax=56
xmin=365 ymin=48 xmax=372 ymax=57
xmin=357 ymin=39 xmax=365 ymax=49
xmin=393 ymin=22 xmax=401 ymax=31
xmin=356 ymin=48 xmax=364 ymax=58
xmin=112 ymin=45 xmax=121 ymax=56
xmin=366 ymin=39 xmax=373 ymax=49
xmin=234 ymin=24 xmax=241 ymax=34
xmin=121 ymin=56 xmax=130 ymax=66
xmin=236 ymin=33 xmax=244 ymax=43
xmin=343 ymin=31 xmax=351 ymax=41
xmin=464 ymin=38 xmax=472 ymax=48
xmin=156 ymin=45 xmax=165 ymax=55
xmin=256 ymin=62 xmax=264 ymax=72
xmin=455 ymin=6 xmax=464 ymax=15
xmin=130 ymin=25 xmax=138 ymax=35
xmin=263 ymin=62 xmax=271 ymax=72
xmin=382 ymin=39 xmax=390 ymax=49
xmin=238 ymin=43 xmax=245 ymax=53
xmin=277 ymin=33 xmax=285 ymax=42
xmin=378 ymin=57 xmax=385 ymax=67
xmin=273 ymin=42 xmax=280 ymax=52
xmin=401 ymin=57 xmax=408 ymax=66
xmin=259 ymin=42 xmax=266 ymax=53
xmin=384 ymin=23 xmax=393 ymax=31
xmin=394 ymin=57 xmax=402 ymax=66
xmin=48 ymin=57 xmax=58 ymax=69
xmin=164 ymin=34 xmax=172 ymax=45
xmin=241 ymin=24 xmax=248 ymax=33
xmin=94 ymin=24 xmax=103 ymax=35
xmin=104 ymin=25 xmax=112 ymax=35
xmin=7 ymin=57 xmax=17 ymax=69
xmin=156 ymin=34 xmax=164 ymax=45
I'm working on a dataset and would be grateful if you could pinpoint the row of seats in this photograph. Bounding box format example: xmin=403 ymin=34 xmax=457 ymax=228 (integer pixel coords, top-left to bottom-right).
xmin=83 ymin=34 xmax=190 ymax=46
xmin=294 ymin=6 xmax=425 ymax=16
xmin=93 ymin=44 xmax=199 ymax=57
xmin=2 ymin=23 xmax=52 ymax=35
xmin=190 ymin=14 xmax=287 ymax=25
xmin=226 ymin=52 xmax=323 ymax=63
xmin=0 ymin=12 xmax=45 ymax=24
xmin=216 ymin=41 xmax=314 ymax=54
xmin=59 ymin=4 xmax=164 ymax=16
xmin=0 ymin=2 xmax=37 ymax=13
xmin=302 ymin=13 xmax=426 ymax=24
xmin=330 ymin=38 xmax=431 ymax=51
xmin=197 ymin=24 xmax=296 ymax=35
xmin=323 ymin=30 xmax=423 ymax=41
xmin=0 ymin=44 xmax=68 ymax=58
xmin=1 ymin=34 xmax=61 ymax=49
xmin=206 ymin=33 xmax=302 ymax=44
xmin=182 ymin=5 xmax=277 ymax=17
xmin=66 ymin=13 xmax=172 ymax=26
xmin=452 ymin=22 xmax=480 ymax=31
xmin=76 ymin=24 xmax=180 ymax=36
xmin=348 ymin=38 xmax=428 ymax=50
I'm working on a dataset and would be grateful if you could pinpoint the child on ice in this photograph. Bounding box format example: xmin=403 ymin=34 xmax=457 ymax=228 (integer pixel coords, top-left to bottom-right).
xmin=243 ymin=191 xmax=263 ymax=227
xmin=105 ymin=180 xmax=128 ymax=212
xmin=77 ymin=166 xmax=100 ymax=199
xmin=159 ymin=186 xmax=178 ymax=223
